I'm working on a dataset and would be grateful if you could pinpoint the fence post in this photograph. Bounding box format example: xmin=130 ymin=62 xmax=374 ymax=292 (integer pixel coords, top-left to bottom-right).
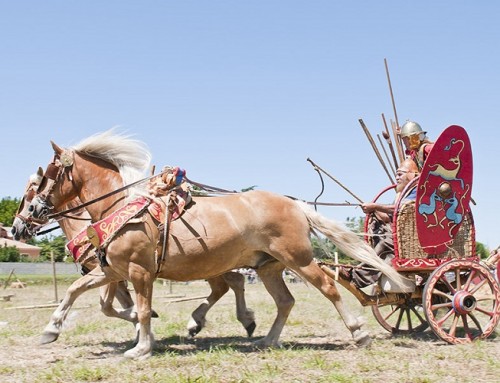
xmin=51 ymin=251 xmax=59 ymax=302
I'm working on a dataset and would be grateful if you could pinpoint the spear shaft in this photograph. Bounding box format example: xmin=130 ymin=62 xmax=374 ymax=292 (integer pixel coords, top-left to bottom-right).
xmin=377 ymin=133 xmax=396 ymax=176
xmin=359 ymin=119 xmax=395 ymax=184
xmin=381 ymin=113 xmax=401 ymax=167
xmin=384 ymin=58 xmax=400 ymax=129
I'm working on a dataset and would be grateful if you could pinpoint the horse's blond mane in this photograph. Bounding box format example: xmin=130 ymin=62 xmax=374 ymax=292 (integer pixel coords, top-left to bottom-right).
xmin=72 ymin=129 xmax=152 ymax=187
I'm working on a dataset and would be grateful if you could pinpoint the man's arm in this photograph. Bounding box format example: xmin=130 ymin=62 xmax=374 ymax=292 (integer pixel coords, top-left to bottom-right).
xmin=361 ymin=202 xmax=395 ymax=223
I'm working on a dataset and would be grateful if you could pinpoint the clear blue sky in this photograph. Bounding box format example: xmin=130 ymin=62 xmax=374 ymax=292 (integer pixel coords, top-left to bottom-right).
xmin=1 ymin=2 xmax=498 ymax=248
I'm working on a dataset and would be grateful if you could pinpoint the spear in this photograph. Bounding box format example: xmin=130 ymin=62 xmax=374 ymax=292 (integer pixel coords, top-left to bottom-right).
xmin=359 ymin=119 xmax=395 ymax=184
xmin=306 ymin=158 xmax=364 ymax=203
xmin=381 ymin=113 xmax=400 ymax=168
xmin=384 ymin=58 xmax=400 ymax=129
xmin=391 ymin=119 xmax=405 ymax=161
xmin=377 ymin=133 xmax=396 ymax=176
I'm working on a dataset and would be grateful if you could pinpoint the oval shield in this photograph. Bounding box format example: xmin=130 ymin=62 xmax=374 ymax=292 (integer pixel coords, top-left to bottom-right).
xmin=415 ymin=125 xmax=473 ymax=254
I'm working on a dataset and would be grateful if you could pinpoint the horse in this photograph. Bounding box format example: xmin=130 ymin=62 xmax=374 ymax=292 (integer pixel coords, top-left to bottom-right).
xmin=12 ymin=167 xmax=256 ymax=340
xmin=22 ymin=130 xmax=408 ymax=359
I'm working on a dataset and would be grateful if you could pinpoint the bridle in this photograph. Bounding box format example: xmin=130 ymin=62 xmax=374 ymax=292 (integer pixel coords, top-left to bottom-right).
xmin=30 ymin=149 xmax=163 ymax=221
xmin=14 ymin=179 xmax=47 ymax=237
xmin=27 ymin=150 xmax=76 ymax=221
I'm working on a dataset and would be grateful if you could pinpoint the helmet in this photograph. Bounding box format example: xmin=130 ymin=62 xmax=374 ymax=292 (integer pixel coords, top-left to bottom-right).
xmin=400 ymin=121 xmax=426 ymax=137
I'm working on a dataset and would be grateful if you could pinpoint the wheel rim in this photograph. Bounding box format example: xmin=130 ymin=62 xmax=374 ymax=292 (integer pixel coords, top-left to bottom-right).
xmin=371 ymin=287 xmax=428 ymax=334
xmin=423 ymin=260 xmax=500 ymax=344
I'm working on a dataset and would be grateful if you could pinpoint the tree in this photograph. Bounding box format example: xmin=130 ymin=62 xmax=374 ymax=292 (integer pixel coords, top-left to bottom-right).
xmin=345 ymin=216 xmax=364 ymax=233
xmin=476 ymin=242 xmax=489 ymax=260
xmin=0 ymin=244 xmax=20 ymax=262
xmin=0 ymin=197 xmax=20 ymax=226
xmin=34 ymin=234 xmax=68 ymax=262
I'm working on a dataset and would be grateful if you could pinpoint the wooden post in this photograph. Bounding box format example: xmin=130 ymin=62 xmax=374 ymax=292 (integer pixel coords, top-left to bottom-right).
xmin=51 ymin=251 xmax=59 ymax=302
xmin=3 ymin=269 xmax=15 ymax=289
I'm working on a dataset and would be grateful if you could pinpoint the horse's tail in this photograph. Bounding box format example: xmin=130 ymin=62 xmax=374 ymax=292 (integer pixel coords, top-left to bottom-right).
xmin=295 ymin=201 xmax=409 ymax=288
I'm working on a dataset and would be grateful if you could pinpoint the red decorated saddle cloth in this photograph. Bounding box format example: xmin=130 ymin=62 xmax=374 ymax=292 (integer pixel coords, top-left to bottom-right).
xmin=66 ymin=196 xmax=151 ymax=261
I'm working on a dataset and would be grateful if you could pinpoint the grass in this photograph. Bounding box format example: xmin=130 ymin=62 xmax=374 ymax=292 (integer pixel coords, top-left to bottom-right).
xmin=0 ymin=280 xmax=498 ymax=382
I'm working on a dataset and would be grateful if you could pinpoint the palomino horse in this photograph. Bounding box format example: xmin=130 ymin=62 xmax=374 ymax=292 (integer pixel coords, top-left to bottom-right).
xmin=12 ymin=168 xmax=138 ymax=319
xmin=12 ymin=167 xmax=256 ymax=339
xmin=23 ymin=130 xmax=407 ymax=359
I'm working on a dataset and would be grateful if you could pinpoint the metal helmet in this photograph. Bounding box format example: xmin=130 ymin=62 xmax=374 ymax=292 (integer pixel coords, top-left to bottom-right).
xmin=400 ymin=121 xmax=426 ymax=137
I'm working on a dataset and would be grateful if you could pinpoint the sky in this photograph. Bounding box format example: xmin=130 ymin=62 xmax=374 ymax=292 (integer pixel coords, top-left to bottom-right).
xmin=0 ymin=1 xmax=498 ymax=248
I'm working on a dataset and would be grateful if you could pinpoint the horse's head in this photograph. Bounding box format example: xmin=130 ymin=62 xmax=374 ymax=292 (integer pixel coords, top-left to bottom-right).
xmin=11 ymin=167 xmax=45 ymax=240
xmin=27 ymin=141 xmax=79 ymax=222
xmin=24 ymin=130 xmax=152 ymax=224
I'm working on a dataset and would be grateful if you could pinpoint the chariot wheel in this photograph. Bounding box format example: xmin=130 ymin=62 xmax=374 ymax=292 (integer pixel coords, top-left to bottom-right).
xmin=371 ymin=287 xmax=428 ymax=334
xmin=423 ymin=260 xmax=500 ymax=344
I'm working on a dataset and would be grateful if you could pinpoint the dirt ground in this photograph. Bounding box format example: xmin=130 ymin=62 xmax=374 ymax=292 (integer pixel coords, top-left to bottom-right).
xmin=0 ymin=280 xmax=499 ymax=382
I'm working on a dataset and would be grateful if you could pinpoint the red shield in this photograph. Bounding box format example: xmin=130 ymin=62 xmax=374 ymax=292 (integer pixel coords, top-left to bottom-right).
xmin=415 ymin=125 xmax=473 ymax=254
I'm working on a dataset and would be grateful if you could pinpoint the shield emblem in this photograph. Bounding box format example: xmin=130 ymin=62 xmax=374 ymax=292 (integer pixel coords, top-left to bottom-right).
xmin=415 ymin=125 xmax=473 ymax=254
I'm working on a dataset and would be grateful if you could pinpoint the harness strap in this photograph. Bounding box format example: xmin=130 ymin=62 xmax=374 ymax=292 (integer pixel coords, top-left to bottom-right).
xmin=156 ymin=192 xmax=183 ymax=274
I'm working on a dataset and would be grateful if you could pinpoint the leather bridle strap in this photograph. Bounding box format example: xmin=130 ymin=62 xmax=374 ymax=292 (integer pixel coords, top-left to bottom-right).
xmin=45 ymin=171 xmax=165 ymax=220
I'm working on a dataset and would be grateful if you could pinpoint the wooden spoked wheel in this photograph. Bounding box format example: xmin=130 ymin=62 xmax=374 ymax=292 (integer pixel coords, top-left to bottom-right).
xmin=423 ymin=260 xmax=500 ymax=344
xmin=371 ymin=288 xmax=428 ymax=334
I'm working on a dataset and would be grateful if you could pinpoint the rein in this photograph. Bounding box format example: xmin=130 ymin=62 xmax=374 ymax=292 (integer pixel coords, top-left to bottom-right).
xmin=46 ymin=172 xmax=163 ymax=220
xmin=41 ymin=157 xmax=358 ymax=223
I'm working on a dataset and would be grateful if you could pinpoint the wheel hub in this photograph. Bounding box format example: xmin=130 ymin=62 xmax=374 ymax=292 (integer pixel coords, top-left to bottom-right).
xmin=452 ymin=290 xmax=477 ymax=315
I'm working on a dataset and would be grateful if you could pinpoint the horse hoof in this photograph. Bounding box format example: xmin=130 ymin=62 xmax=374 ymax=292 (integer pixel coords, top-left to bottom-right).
xmin=353 ymin=330 xmax=372 ymax=348
xmin=40 ymin=331 xmax=59 ymax=344
xmin=188 ymin=324 xmax=202 ymax=338
xmin=124 ymin=348 xmax=152 ymax=360
xmin=246 ymin=321 xmax=256 ymax=337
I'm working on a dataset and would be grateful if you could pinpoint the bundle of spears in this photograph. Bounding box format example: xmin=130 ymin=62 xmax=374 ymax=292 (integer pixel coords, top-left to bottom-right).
xmin=308 ymin=58 xmax=405 ymax=205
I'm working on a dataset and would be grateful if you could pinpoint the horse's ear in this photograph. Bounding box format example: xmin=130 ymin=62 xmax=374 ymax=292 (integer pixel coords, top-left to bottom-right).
xmin=37 ymin=167 xmax=44 ymax=177
xmin=51 ymin=140 xmax=63 ymax=155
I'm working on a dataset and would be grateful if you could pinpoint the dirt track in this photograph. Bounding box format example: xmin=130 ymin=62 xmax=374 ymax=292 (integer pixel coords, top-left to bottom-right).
xmin=1 ymin=280 xmax=498 ymax=382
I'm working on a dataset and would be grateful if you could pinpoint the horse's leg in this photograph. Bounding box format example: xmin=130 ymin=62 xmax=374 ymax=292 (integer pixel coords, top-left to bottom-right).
xmin=253 ymin=261 xmax=294 ymax=348
xmin=107 ymin=280 xmax=159 ymax=319
xmin=124 ymin=264 xmax=155 ymax=359
xmin=41 ymin=270 xmax=113 ymax=344
xmin=223 ymin=271 xmax=256 ymax=337
xmin=99 ymin=282 xmax=138 ymax=323
xmin=187 ymin=275 xmax=230 ymax=337
xmin=295 ymin=260 xmax=371 ymax=346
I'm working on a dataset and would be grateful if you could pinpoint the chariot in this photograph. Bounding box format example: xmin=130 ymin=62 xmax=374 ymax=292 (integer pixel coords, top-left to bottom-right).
xmin=322 ymin=125 xmax=500 ymax=344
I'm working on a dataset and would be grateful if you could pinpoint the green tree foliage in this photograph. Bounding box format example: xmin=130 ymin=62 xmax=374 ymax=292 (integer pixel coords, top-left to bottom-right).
xmin=345 ymin=216 xmax=364 ymax=233
xmin=0 ymin=197 xmax=20 ymax=226
xmin=476 ymin=242 xmax=489 ymax=260
xmin=0 ymin=244 xmax=21 ymax=262
xmin=34 ymin=234 xmax=68 ymax=262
